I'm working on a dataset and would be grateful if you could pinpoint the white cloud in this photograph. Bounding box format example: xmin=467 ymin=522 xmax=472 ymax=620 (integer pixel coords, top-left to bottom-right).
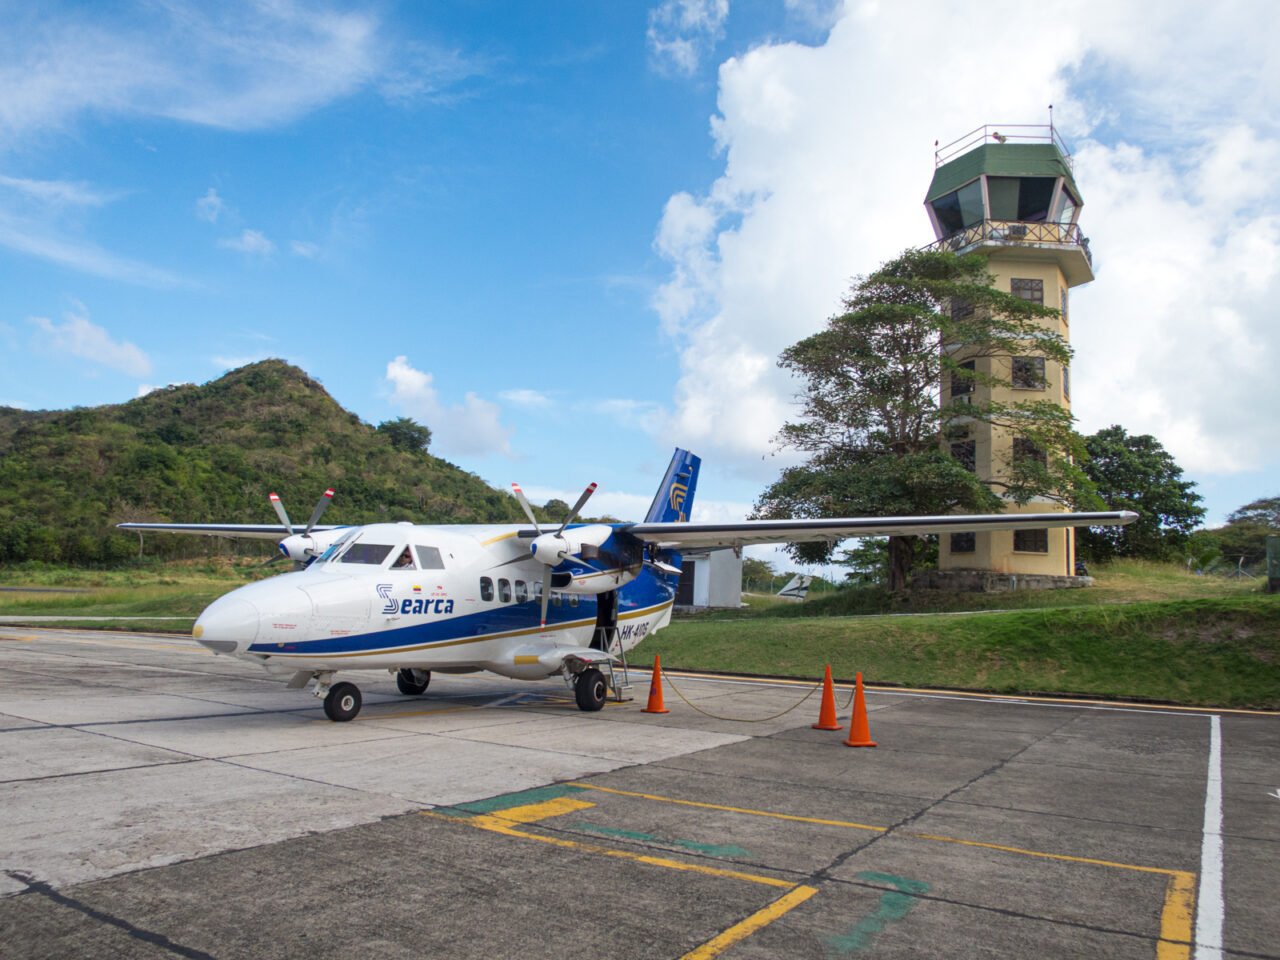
xmin=385 ymin=355 xmax=512 ymax=457
xmin=290 ymin=240 xmax=320 ymax=258
xmin=196 ymin=187 xmax=225 ymax=223
xmin=647 ymin=0 xmax=730 ymax=76
xmin=219 ymin=229 xmax=275 ymax=255
xmin=498 ymin=388 xmax=551 ymax=408
xmin=0 ymin=175 xmax=115 ymax=207
xmin=136 ymin=382 xmax=189 ymax=398
xmin=29 ymin=303 xmax=151 ymax=377
xmin=652 ymin=0 xmax=1280 ymax=482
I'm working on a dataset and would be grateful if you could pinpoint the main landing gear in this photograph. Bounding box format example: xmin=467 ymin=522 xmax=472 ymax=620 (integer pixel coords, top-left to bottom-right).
xmin=395 ymin=668 xmax=431 ymax=696
xmin=574 ymin=668 xmax=608 ymax=712
xmin=323 ymin=681 xmax=362 ymax=722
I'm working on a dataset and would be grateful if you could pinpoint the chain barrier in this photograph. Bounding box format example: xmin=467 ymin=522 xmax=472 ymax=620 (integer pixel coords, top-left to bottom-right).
xmin=659 ymin=671 xmax=855 ymax=723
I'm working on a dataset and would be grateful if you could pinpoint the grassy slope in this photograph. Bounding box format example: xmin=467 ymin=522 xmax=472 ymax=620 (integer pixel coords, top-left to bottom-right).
xmin=640 ymin=563 xmax=1280 ymax=709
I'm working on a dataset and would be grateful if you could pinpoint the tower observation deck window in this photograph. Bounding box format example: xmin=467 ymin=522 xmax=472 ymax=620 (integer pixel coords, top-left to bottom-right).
xmin=988 ymin=177 xmax=1056 ymax=223
xmin=931 ymin=180 xmax=985 ymax=236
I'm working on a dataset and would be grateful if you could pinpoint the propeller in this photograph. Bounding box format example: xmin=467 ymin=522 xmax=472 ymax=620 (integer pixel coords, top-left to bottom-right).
xmin=265 ymin=487 xmax=335 ymax=568
xmin=511 ymin=481 xmax=597 ymax=631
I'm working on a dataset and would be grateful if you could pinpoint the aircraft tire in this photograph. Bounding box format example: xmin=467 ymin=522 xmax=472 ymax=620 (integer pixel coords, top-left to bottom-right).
xmin=574 ymin=668 xmax=608 ymax=712
xmin=396 ymin=669 xmax=431 ymax=696
xmin=324 ymin=682 xmax=362 ymax=721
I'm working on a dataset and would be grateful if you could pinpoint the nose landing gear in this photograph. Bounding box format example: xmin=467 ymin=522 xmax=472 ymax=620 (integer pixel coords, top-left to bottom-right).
xmin=308 ymin=672 xmax=364 ymax=722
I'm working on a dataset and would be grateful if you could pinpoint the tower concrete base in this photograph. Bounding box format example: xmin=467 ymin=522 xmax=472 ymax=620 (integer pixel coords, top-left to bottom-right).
xmin=913 ymin=569 xmax=1092 ymax=592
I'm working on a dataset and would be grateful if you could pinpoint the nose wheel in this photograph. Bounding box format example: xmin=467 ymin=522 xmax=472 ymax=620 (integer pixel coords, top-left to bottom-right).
xmin=323 ymin=681 xmax=362 ymax=722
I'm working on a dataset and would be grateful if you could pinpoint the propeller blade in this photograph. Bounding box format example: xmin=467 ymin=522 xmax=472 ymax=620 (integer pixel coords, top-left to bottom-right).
xmin=303 ymin=488 xmax=335 ymax=536
xmin=556 ymin=482 xmax=598 ymax=536
xmin=511 ymin=483 xmax=542 ymax=534
xmin=268 ymin=492 xmax=293 ymax=532
xmin=540 ymin=566 xmax=552 ymax=631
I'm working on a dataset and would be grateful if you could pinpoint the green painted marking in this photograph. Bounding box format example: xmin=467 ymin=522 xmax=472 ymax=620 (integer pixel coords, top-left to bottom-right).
xmin=445 ymin=784 xmax=587 ymax=816
xmin=828 ymin=872 xmax=929 ymax=953
xmin=571 ymin=821 xmax=751 ymax=858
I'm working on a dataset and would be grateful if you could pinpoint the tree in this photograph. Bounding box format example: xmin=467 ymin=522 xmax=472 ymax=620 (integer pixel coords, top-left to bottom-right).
xmin=1214 ymin=495 xmax=1280 ymax=565
xmin=755 ymin=248 xmax=1096 ymax=591
xmin=376 ymin=417 xmax=431 ymax=454
xmin=741 ymin=556 xmax=778 ymax=591
xmin=1077 ymin=425 xmax=1204 ymax=561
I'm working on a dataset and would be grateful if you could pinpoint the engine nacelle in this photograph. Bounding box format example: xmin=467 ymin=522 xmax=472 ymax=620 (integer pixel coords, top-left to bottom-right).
xmin=278 ymin=529 xmax=348 ymax=563
xmin=529 ymin=524 xmax=614 ymax=566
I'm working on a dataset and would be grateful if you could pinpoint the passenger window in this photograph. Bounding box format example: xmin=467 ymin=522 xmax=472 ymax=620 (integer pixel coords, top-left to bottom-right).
xmin=514 ymin=580 xmax=528 ymax=603
xmin=338 ymin=543 xmax=394 ymax=565
xmin=532 ymin=580 xmax=543 ymax=601
xmin=480 ymin=577 xmax=494 ymax=601
xmin=551 ymin=592 xmax=561 ymax=607
xmin=391 ymin=547 xmax=415 ymax=570
xmin=498 ymin=579 xmax=512 ymax=603
xmin=415 ymin=545 xmax=444 ymax=569
xmin=568 ymin=594 xmax=579 ymax=607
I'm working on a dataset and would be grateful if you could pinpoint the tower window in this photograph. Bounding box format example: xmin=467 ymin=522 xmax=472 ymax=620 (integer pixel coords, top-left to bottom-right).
xmin=1060 ymin=287 xmax=1068 ymax=322
xmin=950 ymin=532 xmax=976 ymax=554
xmin=931 ymin=180 xmax=985 ymax=237
xmin=950 ymin=440 xmax=976 ymax=472
xmin=951 ymin=297 xmax=974 ymax=320
xmin=1063 ymin=365 xmax=1070 ymax=400
xmin=1011 ymin=278 xmax=1043 ymax=304
xmin=1012 ymin=356 xmax=1046 ymax=389
xmin=1014 ymin=529 xmax=1049 ymax=553
xmin=1013 ymin=437 xmax=1047 ymax=468
xmin=950 ymin=360 xmax=976 ymax=398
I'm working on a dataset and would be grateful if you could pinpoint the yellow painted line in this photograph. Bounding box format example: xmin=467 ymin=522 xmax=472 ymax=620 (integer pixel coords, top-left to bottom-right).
xmin=422 ymin=810 xmax=796 ymax=889
xmin=908 ymin=832 xmax=1185 ymax=877
xmin=680 ymin=885 xmax=819 ymax=959
xmin=480 ymin=532 xmax=519 ymax=546
xmin=566 ymin=782 xmax=886 ymax=832
xmin=470 ymin=797 xmax=597 ymax=825
xmin=1156 ymin=871 xmax=1195 ymax=960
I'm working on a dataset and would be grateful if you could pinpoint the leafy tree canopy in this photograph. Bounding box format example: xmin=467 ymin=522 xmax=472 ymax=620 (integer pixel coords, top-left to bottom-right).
xmin=755 ymin=248 xmax=1097 ymax=590
xmin=1212 ymin=495 xmax=1280 ymax=565
xmin=1077 ymin=425 xmax=1204 ymax=561
xmin=376 ymin=417 xmax=431 ymax=454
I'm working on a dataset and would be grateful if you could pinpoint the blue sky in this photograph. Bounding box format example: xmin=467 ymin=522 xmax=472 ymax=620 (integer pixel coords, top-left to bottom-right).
xmin=2 ymin=1 xmax=1277 ymax=568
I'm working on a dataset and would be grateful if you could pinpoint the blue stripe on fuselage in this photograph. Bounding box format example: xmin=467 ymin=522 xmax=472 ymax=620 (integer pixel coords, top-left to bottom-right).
xmin=248 ymin=563 xmax=678 ymax=658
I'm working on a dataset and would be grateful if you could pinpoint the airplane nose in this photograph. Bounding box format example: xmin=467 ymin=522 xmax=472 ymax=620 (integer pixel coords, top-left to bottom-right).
xmin=193 ymin=597 xmax=260 ymax=654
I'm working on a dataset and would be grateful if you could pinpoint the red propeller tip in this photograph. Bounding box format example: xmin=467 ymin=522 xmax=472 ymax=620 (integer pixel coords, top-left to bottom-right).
xmin=324 ymin=489 xmax=334 ymax=498
xmin=269 ymin=493 xmax=280 ymax=501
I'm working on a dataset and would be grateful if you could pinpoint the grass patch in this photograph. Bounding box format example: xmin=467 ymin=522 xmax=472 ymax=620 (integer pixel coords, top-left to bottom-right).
xmin=639 ymin=595 xmax=1280 ymax=709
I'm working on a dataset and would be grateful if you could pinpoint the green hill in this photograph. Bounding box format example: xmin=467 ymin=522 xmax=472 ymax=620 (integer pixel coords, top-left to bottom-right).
xmin=0 ymin=360 xmax=524 ymax=564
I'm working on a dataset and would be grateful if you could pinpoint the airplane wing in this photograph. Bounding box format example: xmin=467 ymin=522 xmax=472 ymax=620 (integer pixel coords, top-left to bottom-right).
xmin=622 ymin=510 xmax=1137 ymax=550
xmin=116 ymin=523 xmax=346 ymax=540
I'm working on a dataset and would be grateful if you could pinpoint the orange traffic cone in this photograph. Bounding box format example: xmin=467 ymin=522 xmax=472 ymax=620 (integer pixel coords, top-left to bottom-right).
xmin=642 ymin=655 xmax=670 ymax=714
xmin=844 ymin=672 xmax=877 ymax=748
xmin=812 ymin=664 xmax=842 ymax=731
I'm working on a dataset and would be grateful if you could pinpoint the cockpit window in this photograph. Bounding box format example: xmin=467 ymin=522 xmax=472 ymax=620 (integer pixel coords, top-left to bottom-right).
xmin=317 ymin=530 xmax=358 ymax=563
xmin=415 ymin=545 xmax=444 ymax=569
xmin=338 ymin=543 xmax=394 ymax=565
xmin=391 ymin=547 xmax=415 ymax=569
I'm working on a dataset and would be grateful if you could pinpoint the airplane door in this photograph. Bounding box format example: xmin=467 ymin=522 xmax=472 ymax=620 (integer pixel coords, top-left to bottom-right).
xmin=591 ymin=589 xmax=617 ymax=650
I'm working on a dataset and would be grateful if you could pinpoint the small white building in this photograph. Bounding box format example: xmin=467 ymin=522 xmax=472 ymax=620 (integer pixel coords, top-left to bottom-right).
xmin=675 ymin=548 xmax=742 ymax=610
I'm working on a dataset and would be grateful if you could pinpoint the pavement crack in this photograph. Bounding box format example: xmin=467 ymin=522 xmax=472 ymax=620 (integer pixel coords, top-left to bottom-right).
xmin=4 ymin=871 xmax=217 ymax=959
xmin=810 ymin=710 xmax=1081 ymax=881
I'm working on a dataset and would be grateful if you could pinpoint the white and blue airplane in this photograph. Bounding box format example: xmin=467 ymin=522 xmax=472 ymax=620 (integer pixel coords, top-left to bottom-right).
xmin=120 ymin=449 xmax=1135 ymax=721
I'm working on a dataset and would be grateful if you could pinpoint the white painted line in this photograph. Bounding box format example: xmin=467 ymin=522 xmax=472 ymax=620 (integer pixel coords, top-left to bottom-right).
xmin=1194 ymin=714 xmax=1224 ymax=960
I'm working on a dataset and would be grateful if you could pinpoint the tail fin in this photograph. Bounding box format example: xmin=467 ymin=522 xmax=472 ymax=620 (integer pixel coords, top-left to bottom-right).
xmin=777 ymin=574 xmax=814 ymax=600
xmin=645 ymin=448 xmax=700 ymax=523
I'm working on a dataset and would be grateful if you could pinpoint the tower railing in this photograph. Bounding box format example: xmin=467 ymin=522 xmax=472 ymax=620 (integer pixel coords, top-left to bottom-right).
xmin=935 ymin=123 xmax=1072 ymax=168
xmin=923 ymin=219 xmax=1091 ymax=266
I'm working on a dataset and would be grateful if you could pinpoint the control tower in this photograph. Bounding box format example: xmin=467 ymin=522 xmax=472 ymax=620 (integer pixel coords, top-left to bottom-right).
xmin=924 ymin=123 xmax=1092 ymax=580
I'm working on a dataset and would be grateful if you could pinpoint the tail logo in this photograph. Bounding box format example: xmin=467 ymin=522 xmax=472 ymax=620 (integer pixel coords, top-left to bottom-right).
xmin=669 ymin=482 xmax=688 ymax=522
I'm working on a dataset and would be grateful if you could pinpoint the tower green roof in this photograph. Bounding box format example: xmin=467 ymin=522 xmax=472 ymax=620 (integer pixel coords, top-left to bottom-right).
xmin=926 ymin=143 xmax=1081 ymax=204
